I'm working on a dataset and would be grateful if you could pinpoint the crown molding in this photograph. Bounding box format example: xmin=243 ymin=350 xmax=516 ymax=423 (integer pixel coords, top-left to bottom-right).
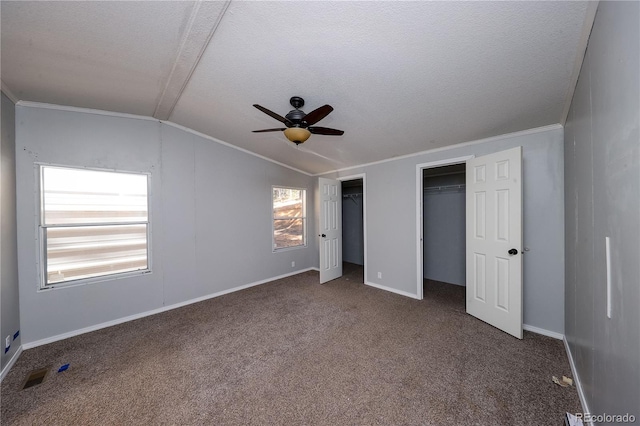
xmin=314 ymin=123 xmax=563 ymax=176
xmin=162 ymin=121 xmax=312 ymax=176
xmin=16 ymin=100 xmax=159 ymax=122
xmin=15 ymin=101 xmax=563 ymax=179
xmin=1 ymin=81 xmax=19 ymax=103
xmin=15 ymin=101 xmax=312 ymax=177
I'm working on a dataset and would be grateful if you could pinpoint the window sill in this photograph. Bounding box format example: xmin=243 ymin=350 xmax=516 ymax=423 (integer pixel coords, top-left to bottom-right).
xmin=272 ymin=245 xmax=307 ymax=253
xmin=38 ymin=269 xmax=152 ymax=292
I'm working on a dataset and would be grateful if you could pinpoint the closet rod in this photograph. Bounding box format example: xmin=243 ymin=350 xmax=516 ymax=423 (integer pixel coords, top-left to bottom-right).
xmin=424 ymin=184 xmax=465 ymax=191
xmin=343 ymin=193 xmax=361 ymax=205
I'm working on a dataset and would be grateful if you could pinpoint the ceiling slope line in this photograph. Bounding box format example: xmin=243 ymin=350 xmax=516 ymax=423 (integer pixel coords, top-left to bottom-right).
xmin=152 ymin=0 xmax=203 ymax=119
xmin=313 ymin=123 xmax=564 ymax=177
xmin=560 ymin=1 xmax=599 ymax=126
xmin=1 ymin=81 xmax=20 ymax=104
xmin=153 ymin=0 xmax=232 ymax=121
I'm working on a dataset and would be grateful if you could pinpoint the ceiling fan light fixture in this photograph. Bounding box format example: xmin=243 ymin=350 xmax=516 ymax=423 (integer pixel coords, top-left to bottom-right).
xmin=284 ymin=127 xmax=311 ymax=145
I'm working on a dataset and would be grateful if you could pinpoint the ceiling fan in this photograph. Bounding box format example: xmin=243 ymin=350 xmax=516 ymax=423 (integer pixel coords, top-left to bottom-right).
xmin=252 ymin=96 xmax=344 ymax=145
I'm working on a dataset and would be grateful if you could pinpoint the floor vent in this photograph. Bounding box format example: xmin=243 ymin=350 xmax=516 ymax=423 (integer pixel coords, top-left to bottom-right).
xmin=22 ymin=367 xmax=50 ymax=390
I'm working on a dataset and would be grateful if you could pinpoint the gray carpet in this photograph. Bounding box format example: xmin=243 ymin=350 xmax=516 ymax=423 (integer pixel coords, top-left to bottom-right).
xmin=1 ymin=263 xmax=581 ymax=425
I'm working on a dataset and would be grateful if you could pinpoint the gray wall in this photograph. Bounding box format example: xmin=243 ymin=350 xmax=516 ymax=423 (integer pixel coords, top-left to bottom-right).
xmin=321 ymin=127 xmax=565 ymax=333
xmin=1 ymin=93 xmax=21 ymax=371
xmin=564 ymin=1 xmax=639 ymax=418
xmin=342 ymin=184 xmax=364 ymax=265
xmin=423 ymin=173 xmax=466 ymax=286
xmin=15 ymin=105 xmax=317 ymax=345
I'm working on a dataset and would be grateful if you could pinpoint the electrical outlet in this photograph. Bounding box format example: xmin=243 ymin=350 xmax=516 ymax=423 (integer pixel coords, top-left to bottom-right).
xmin=5 ymin=336 xmax=11 ymax=349
xmin=291 ymin=261 xmax=295 ymax=268
xmin=377 ymin=272 xmax=382 ymax=279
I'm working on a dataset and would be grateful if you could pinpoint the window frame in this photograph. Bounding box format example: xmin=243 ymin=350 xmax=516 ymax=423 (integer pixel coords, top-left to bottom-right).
xmin=36 ymin=163 xmax=153 ymax=291
xmin=271 ymin=185 xmax=307 ymax=252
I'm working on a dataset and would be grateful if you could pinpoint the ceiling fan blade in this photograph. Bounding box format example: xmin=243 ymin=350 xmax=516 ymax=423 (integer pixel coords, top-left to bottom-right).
xmin=253 ymin=104 xmax=293 ymax=125
xmin=308 ymin=126 xmax=344 ymax=136
xmin=302 ymin=105 xmax=333 ymax=125
xmin=252 ymin=128 xmax=286 ymax=133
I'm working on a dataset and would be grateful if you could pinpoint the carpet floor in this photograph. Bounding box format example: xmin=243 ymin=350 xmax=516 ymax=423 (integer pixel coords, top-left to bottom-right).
xmin=1 ymin=263 xmax=580 ymax=425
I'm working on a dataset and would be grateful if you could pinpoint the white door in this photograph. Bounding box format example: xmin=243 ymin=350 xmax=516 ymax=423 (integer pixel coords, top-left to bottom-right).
xmin=319 ymin=177 xmax=342 ymax=283
xmin=466 ymin=147 xmax=523 ymax=338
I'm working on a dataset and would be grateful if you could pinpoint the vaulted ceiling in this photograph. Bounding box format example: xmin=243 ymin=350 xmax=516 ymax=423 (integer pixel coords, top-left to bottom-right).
xmin=1 ymin=1 xmax=595 ymax=174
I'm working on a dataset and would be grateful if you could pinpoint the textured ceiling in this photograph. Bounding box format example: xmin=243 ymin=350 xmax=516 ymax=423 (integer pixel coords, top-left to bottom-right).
xmin=2 ymin=1 xmax=593 ymax=174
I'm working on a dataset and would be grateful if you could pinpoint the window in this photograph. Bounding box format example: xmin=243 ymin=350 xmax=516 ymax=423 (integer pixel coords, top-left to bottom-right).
xmin=272 ymin=187 xmax=306 ymax=250
xmin=39 ymin=166 xmax=150 ymax=288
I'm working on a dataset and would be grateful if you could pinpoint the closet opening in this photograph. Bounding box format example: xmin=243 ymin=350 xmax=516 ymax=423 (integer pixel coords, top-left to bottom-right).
xmin=421 ymin=163 xmax=466 ymax=308
xmin=340 ymin=177 xmax=365 ymax=282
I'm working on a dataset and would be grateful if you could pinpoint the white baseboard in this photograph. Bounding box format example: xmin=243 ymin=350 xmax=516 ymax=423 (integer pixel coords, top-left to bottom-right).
xmin=365 ymin=281 xmax=421 ymax=300
xmin=358 ymin=287 xmax=567 ymax=342
xmin=361 ymin=283 xmax=564 ymax=340
xmin=522 ymin=324 xmax=564 ymax=340
xmin=564 ymin=336 xmax=592 ymax=425
xmin=1 ymin=346 xmax=23 ymax=382
xmin=22 ymin=268 xmax=316 ymax=350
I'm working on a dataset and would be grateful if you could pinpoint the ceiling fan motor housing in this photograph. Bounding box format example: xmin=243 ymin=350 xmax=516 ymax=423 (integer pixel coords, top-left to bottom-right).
xmin=285 ymin=96 xmax=307 ymax=127
xmin=285 ymin=109 xmax=307 ymax=127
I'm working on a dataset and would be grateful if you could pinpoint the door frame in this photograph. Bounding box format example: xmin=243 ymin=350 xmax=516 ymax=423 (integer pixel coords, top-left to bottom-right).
xmin=338 ymin=173 xmax=367 ymax=284
xmin=415 ymin=156 xmax=474 ymax=299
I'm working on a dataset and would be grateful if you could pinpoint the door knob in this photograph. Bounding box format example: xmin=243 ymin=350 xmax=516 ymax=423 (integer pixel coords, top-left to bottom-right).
xmin=319 ymin=234 xmax=326 ymax=238
xmin=508 ymin=248 xmax=518 ymax=255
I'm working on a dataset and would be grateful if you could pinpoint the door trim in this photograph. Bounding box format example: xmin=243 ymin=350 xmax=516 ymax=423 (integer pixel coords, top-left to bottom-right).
xmin=415 ymin=156 xmax=474 ymax=299
xmin=338 ymin=173 xmax=367 ymax=284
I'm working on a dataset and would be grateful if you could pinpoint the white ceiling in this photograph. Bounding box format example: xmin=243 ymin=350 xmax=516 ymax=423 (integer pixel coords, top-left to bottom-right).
xmin=2 ymin=1 xmax=594 ymax=175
